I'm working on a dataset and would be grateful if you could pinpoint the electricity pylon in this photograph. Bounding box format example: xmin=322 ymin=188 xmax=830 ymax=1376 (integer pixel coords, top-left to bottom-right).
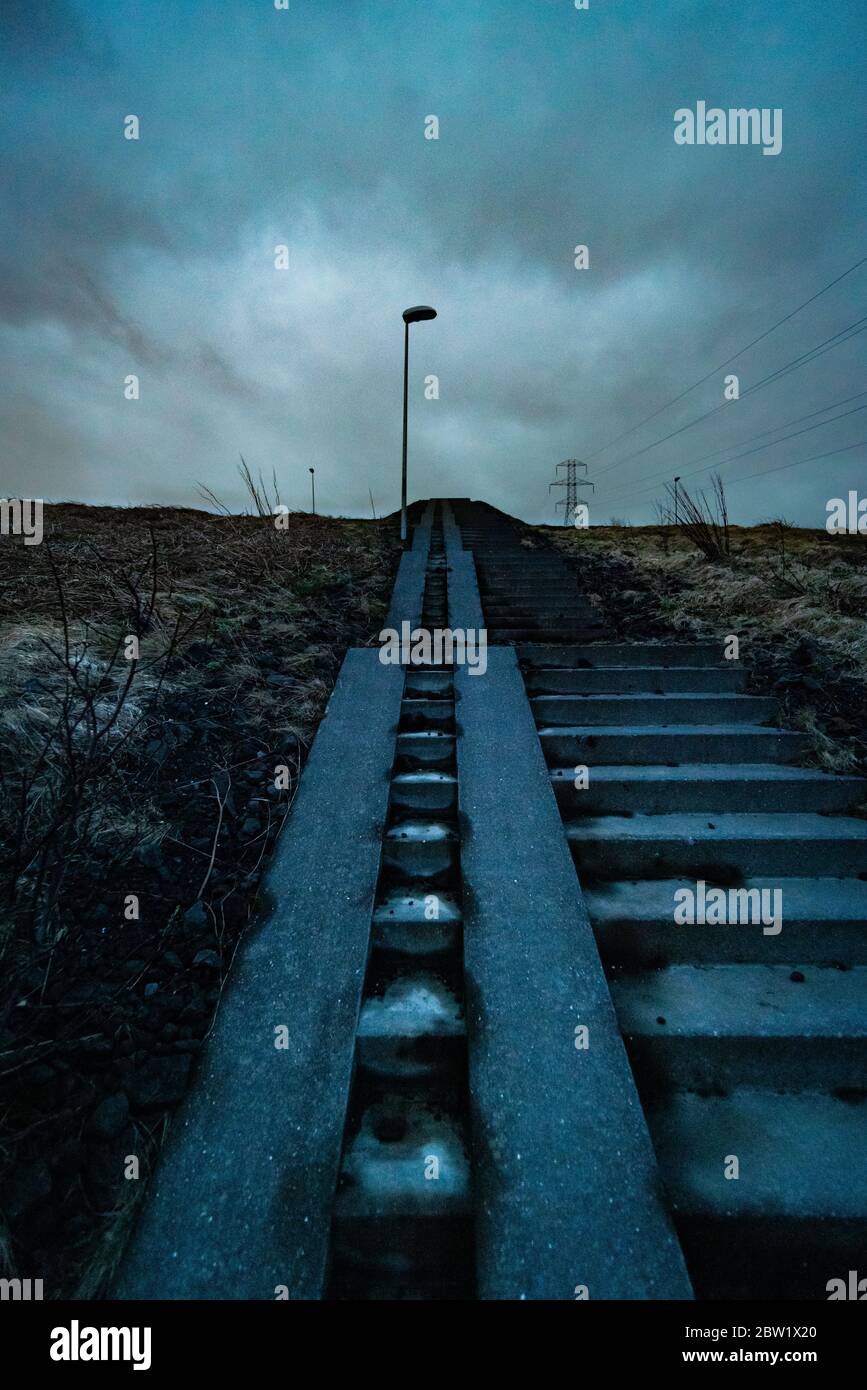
xmin=549 ymin=459 xmax=594 ymax=524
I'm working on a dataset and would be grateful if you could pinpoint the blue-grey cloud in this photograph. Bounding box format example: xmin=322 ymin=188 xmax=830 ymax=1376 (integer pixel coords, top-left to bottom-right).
xmin=1 ymin=0 xmax=865 ymax=524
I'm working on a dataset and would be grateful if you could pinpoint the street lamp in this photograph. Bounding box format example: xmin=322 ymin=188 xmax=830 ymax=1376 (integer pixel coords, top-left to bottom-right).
xmin=309 ymin=467 xmax=315 ymax=515
xmin=401 ymin=305 xmax=437 ymax=545
xmin=673 ymin=475 xmax=681 ymax=527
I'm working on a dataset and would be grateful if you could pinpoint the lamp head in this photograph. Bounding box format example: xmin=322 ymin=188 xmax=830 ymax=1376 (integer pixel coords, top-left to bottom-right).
xmin=402 ymin=305 xmax=437 ymax=324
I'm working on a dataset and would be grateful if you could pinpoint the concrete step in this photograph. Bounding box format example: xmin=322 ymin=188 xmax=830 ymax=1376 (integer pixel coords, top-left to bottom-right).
xmin=479 ymin=576 xmax=572 ymax=587
xmin=566 ymin=812 xmax=867 ymax=878
xmin=533 ymin=693 xmax=776 ymax=727
xmin=359 ymin=974 xmax=464 ymax=1033
xmin=489 ymin=613 xmax=601 ymax=629
xmin=520 ymin=643 xmax=729 ymax=668
xmin=486 ymin=613 xmax=600 ymax=630
xmin=645 ymin=1089 xmax=867 ymax=1298
xmin=477 ymin=562 xmax=568 ymax=574
xmin=528 ymin=666 xmax=746 ymax=695
xmin=477 ymin=550 xmax=567 ymax=558
xmin=391 ymin=771 xmax=458 ymax=816
xmin=612 ymin=964 xmax=867 ymax=1091
xmin=357 ymin=972 xmax=466 ymax=1081
xmin=490 ymin=626 xmax=604 ymax=643
xmin=551 ymin=764 xmax=866 ymax=815
xmin=490 ymin=619 xmax=602 ymax=635
xmin=479 ymin=574 xmax=580 ymax=584
xmin=395 ymin=731 xmax=455 ymax=769
xmin=483 ymin=603 xmax=598 ymax=619
xmin=404 ymin=669 xmax=454 ymax=699
xmin=333 ymin=1099 xmax=472 ymax=1218
xmin=372 ymin=886 xmax=461 ymax=956
xmin=477 ymin=572 xmax=572 ymax=583
xmin=480 ymin=581 xmax=581 ymax=592
xmin=481 ymin=587 xmax=581 ymax=598
xmin=399 ymin=697 xmax=455 ymax=730
xmin=483 ymin=606 xmax=588 ymax=618
xmin=383 ymin=819 xmax=460 ymax=881
xmin=477 ymin=592 xmax=586 ymax=603
xmin=395 ymin=657 xmax=457 ymax=671
xmin=540 ymin=725 xmax=808 ymax=766
xmin=586 ymin=876 xmax=867 ymax=965
xmin=566 ymin=811 xmax=867 ymax=872
xmin=480 ymin=579 xmax=572 ymax=592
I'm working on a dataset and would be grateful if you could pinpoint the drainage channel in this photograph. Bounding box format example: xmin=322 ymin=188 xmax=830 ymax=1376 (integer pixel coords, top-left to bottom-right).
xmin=328 ymin=505 xmax=475 ymax=1299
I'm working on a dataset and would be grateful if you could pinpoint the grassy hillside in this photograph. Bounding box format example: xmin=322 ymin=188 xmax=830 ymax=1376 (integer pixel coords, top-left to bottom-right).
xmin=0 ymin=503 xmax=399 ymax=1295
xmin=544 ymin=521 xmax=867 ymax=776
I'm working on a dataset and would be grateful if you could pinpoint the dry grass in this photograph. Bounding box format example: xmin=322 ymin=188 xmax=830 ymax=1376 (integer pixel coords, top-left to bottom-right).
xmin=546 ymin=521 xmax=867 ymax=772
xmin=0 ymin=500 xmax=399 ymax=1296
xmin=0 ymin=504 xmax=396 ymax=932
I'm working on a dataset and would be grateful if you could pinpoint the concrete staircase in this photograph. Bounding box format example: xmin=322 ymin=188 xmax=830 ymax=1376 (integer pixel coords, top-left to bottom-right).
xmin=444 ymin=499 xmax=867 ymax=1297
xmin=115 ymin=494 xmax=866 ymax=1302
xmin=523 ymin=639 xmax=867 ymax=1298
xmin=456 ymin=501 xmax=604 ymax=643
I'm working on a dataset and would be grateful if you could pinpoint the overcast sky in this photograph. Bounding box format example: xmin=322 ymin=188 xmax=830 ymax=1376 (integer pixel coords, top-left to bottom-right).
xmin=1 ymin=0 xmax=865 ymax=524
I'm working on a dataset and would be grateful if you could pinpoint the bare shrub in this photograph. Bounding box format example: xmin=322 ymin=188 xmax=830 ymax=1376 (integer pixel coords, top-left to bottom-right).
xmin=658 ymin=473 xmax=731 ymax=561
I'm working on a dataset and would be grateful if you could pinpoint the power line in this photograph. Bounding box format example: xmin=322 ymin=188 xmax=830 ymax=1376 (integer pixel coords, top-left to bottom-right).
xmin=596 ymin=313 xmax=867 ymax=482
xmin=606 ymin=436 xmax=867 ymax=520
xmin=598 ymin=393 xmax=867 ymax=507
xmin=713 ymin=436 xmax=867 ymax=491
xmin=594 ymin=312 xmax=867 ymax=486
xmin=586 ymin=250 xmax=867 ymax=462
xmin=722 ymin=442 xmax=867 ymax=492
xmin=607 ymin=386 xmax=867 ymax=484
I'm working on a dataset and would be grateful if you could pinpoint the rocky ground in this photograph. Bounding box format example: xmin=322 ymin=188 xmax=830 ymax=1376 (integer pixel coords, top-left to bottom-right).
xmin=542 ymin=521 xmax=867 ymax=779
xmin=0 ymin=504 xmax=399 ymax=1296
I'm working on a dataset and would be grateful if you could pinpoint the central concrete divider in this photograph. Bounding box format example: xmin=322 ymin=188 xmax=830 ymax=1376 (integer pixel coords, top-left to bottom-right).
xmin=442 ymin=500 xmax=484 ymax=631
xmin=385 ymin=501 xmax=434 ymax=630
xmin=115 ymin=512 xmax=433 ymax=1300
xmin=443 ymin=503 xmax=693 ymax=1299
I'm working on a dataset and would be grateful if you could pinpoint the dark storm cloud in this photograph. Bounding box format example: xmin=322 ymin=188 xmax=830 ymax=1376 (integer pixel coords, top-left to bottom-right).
xmin=1 ymin=0 xmax=865 ymax=521
xmin=0 ymin=0 xmax=89 ymax=67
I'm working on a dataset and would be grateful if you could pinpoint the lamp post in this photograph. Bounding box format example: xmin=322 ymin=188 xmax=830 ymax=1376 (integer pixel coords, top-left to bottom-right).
xmin=673 ymin=476 xmax=681 ymax=527
xmin=309 ymin=467 xmax=315 ymax=515
xmin=401 ymin=305 xmax=437 ymax=545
